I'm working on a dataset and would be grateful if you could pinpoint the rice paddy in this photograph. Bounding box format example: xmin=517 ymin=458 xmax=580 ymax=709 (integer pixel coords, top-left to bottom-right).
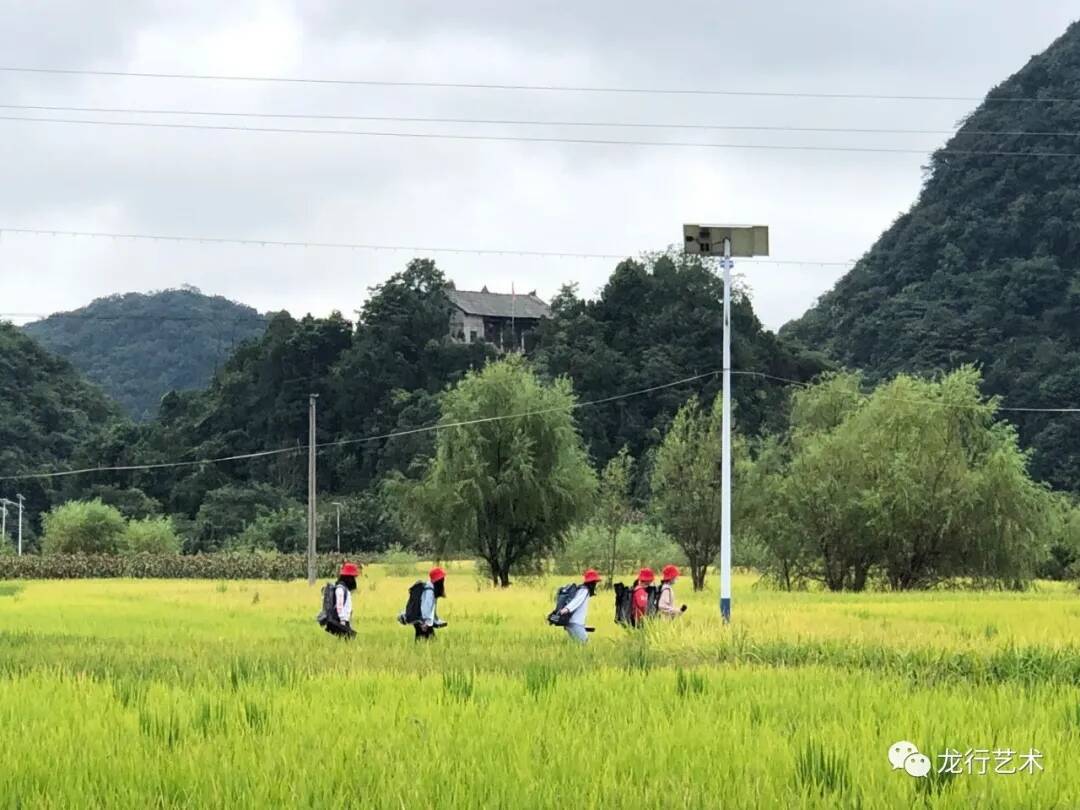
xmin=1 ymin=569 xmax=1078 ymax=808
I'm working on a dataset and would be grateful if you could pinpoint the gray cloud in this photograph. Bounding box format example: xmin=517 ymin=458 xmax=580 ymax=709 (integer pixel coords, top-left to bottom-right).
xmin=0 ymin=2 xmax=1076 ymax=331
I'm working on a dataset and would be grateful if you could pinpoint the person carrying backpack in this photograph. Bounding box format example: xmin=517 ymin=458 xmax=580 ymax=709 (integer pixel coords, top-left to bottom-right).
xmin=397 ymin=567 xmax=448 ymax=641
xmin=658 ymin=564 xmax=687 ymax=619
xmin=631 ymin=567 xmax=656 ymax=625
xmin=318 ymin=562 xmax=360 ymax=639
xmin=558 ymin=569 xmax=601 ymax=643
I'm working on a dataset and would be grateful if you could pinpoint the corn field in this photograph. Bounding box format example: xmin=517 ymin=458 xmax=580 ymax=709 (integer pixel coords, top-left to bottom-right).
xmin=1 ymin=569 xmax=1078 ymax=808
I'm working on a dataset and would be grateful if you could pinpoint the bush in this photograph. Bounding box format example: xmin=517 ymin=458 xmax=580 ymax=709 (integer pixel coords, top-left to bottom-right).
xmin=0 ymin=553 xmax=355 ymax=580
xmin=230 ymin=508 xmax=306 ymax=553
xmin=124 ymin=517 xmax=182 ymax=555
xmin=42 ymin=500 xmax=127 ymax=554
xmin=379 ymin=545 xmax=422 ymax=577
xmin=552 ymin=523 xmax=686 ymax=578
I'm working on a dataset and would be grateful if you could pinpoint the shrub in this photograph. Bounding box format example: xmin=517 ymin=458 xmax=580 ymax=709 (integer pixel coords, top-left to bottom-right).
xmin=229 ymin=508 xmax=306 ymax=554
xmin=0 ymin=553 xmax=354 ymax=580
xmin=42 ymin=500 xmax=127 ymax=554
xmin=124 ymin=517 xmax=182 ymax=555
xmin=552 ymin=523 xmax=686 ymax=577
xmin=379 ymin=545 xmax=422 ymax=577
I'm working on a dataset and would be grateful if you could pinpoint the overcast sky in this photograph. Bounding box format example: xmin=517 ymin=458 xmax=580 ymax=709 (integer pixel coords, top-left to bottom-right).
xmin=0 ymin=2 xmax=1075 ymax=331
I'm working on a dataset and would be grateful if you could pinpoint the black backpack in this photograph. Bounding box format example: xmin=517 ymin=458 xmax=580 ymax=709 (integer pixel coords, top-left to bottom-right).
xmin=614 ymin=583 xmax=632 ymax=626
xmin=398 ymin=581 xmax=427 ymax=625
xmin=547 ymin=583 xmax=579 ymax=626
xmin=316 ymin=583 xmax=342 ymax=628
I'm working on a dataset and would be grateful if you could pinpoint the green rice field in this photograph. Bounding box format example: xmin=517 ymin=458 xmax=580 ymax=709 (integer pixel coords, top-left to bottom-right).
xmin=1 ymin=569 xmax=1078 ymax=808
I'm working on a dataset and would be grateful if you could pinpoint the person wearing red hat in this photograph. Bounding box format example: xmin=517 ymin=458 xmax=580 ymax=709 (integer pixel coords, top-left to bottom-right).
xmin=559 ymin=568 xmax=601 ymax=642
xmin=631 ymin=567 xmax=656 ymax=625
xmin=326 ymin=562 xmax=361 ymax=639
xmin=658 ymin=564 xmax=687 ymax=619
xmin=416 ymin=567 xmax=447 ymax=641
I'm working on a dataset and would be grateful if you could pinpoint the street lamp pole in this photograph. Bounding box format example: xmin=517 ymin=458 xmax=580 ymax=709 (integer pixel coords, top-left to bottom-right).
xmin=16 ymin=494 xmax=23 ymax=556
xmin=331 ymin=502 xmax=343 ymax=553
xmin=682 ymin=224 xmax=769 ymax=624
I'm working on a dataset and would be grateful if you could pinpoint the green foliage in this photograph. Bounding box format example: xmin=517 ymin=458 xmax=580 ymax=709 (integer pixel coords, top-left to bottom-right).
xmin=192 ymin=484 xmax=298 ymax=553
xmin=534 ymin=253 xmax=826 ymax=473
xmin=552 ymin=523 xmax=685 ymax=577
xmin=378 ymin=545 xmax=422 ymax=577
xmin=82 ymin=485 xmax=162 ymax=520
xmin=230 ymin=508 xmax=306 ymax=554
xmin=0 ymin=553 xmax=350 ymax=580
xmin=745 ymin=367 xmax=1055 ymax=590
xmin=317 ymin=491 xmax=407 ymax=555
xmin=124 ymin=517 xmax=182 ymax=555
xmin=23 ymin=287 xmax=268 ymax=421
xmin=782 ymin=23 xmax=1080 ymax=492
xmin=0 ymin=322 xmax=122 ymax=533
xmin=650 ymin=396 xmax=732 ymax=590
xmin=42 ymin=500 xmax=127 ymax=554
xmin=399 ymin=355 xmax=597 ymax=586
xmin=595 ymin=446 xmax=634 ymax=584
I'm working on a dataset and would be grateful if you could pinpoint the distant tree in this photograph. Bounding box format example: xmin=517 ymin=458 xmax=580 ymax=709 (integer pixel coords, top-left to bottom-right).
xmin=650 ymin=396 xmax=726 ymax=591
xmin=230 ymin=508 xmax=306 ymax=553
xmin=82 ymin=485 xmax=162 ymax=520
xmin=746 ymin=367 xmax=1052 ymax=590
xmin=595 ymin=446 xmax=635 ymax=586
xmin=191 ymin=484 xmax=297 ymax=553
xmin=397 ymin=355 xmax=597 ymax=586
xmin=124 ymin=516 xmax=182 ymax=554
xmin=42 ymin=500 xmax=127 ymax=554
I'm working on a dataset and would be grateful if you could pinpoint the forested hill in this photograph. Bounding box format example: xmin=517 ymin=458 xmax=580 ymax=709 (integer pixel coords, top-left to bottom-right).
xmin=0 ymin=322 xmax=122 ymax=523
xmin=23 ymin=287 xmax=268 ymax=422
xmin=782 ymin=20 xmax=1080 ymax=491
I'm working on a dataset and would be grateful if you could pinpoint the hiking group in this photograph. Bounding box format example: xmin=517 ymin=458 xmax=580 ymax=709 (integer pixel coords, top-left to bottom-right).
xmin=318 ymin=560 xmax=685 ymax=644
xmin=547 ymin=564 xmax=687 ymax=644
xmin=318 ymin=562 xmax=447 ymax=641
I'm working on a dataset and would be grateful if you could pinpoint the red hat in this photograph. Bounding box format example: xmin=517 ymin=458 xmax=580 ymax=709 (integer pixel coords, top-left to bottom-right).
xmin=340 ymin=562 xmax=360 ymax=577
xmin=638 ymin=567 xmax=656 ymax=584
xmin=429 ymin=567 xmax=446 ymax=582
xmin=582 ymin=569 xmax=601 ymax=584
xmin=661 ymin=564 xmax=680 ymax=581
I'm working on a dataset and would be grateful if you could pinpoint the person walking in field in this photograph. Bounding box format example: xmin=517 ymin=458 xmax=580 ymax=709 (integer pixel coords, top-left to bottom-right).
xmin=558 ymin=568 xmax=601 ymax=643
xmin=319 ymin=562 xmax=360 ymax=639
xmin=403 ymin=567 xmax=447 ymax=641
xmin=631 ymin=567 xmax=656 ymax=625
xmin=658 ymin=564 xmax=687 ymax=619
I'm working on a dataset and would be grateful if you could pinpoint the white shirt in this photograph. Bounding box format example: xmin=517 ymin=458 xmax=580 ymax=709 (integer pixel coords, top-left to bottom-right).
xmin=562 ymin=586 xmax=590 ymax=625
xmin=335 ymin=584 xmax=353 ymax=624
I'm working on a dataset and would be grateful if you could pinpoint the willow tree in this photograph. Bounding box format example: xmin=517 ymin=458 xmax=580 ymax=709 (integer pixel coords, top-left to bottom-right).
xmin=401 ymin=355 xmax=596 ymax=587
xmin=650 ymin=396 xmax=724 ymax=591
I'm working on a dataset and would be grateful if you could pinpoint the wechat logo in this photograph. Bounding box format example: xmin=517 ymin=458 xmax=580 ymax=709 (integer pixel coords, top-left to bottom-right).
xmin=889 ymin=741 xmax=931 ymax=778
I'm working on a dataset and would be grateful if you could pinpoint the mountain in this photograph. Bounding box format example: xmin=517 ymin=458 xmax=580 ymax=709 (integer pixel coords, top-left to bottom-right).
xmin=0 ymin=322 xmax=122 ymax=527
xmin=24 ymin=287 xmax=268 ymax=421
xmin=783 ymin=21 xmax=1080 ymax=491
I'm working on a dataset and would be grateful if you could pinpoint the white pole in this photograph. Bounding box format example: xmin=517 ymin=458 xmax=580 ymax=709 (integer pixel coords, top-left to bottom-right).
xmin=16 ymin=494 xmax=23 ymax=556
xmin=720 ymin=238 xmax=733 ymax=623
xmin=307 ymin=394 xmax=318 ymax=586
xmin=0 ymin=501 xmax=6 ymax=551
xmin=335 ymin=503 xmax=342 ymax=553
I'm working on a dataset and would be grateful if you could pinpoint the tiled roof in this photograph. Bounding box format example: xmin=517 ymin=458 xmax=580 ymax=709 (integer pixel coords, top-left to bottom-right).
xmin=445 ymin=289 xmax=551 ymax=319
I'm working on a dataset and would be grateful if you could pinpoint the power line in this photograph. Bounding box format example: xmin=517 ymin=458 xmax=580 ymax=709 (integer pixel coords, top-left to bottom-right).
xmin=0 ymin=65 xmax=1064 ymax=103
xmin=2 ymin=102 xmax=1074 ymax=138
xmin=0 ymin=369 xmax=723 ymax=481
xmin=5 ymin=114 xmax=1080 ymax=158
xmin=0 ymin=227 xmax=857 ymax=268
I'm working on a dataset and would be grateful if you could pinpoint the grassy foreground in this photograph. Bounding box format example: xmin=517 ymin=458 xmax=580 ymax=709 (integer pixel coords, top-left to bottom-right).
xmin=1 ymin=569 xmax=1078 ymax=808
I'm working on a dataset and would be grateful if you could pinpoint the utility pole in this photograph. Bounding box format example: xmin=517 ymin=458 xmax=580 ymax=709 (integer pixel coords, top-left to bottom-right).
xmin=682 ymin=224 xmax=769 ymax=623
xmin=16 ymin=494 xmax=24 ymax=556
xmin=331 ymin=502 xmax=343 ymax=553
xmin=0 ymin=500 xmax=7 ymax=550
xmin=307 ymin=394 xmax=319 ymax=586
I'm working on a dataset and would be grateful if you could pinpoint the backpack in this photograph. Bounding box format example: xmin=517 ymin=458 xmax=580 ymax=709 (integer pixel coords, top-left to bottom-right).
xmin=397 ymin=581 xmax=427 ymax=625
xmin=547 ymin=583 xmax=579 ymax=626
xmin=316 ymin=583 xmax=342 ymax=628
xmin=614 ymin=583 xmax=633 ymax=626
xmin=647 ymin=585 xmax=661 ymax=616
